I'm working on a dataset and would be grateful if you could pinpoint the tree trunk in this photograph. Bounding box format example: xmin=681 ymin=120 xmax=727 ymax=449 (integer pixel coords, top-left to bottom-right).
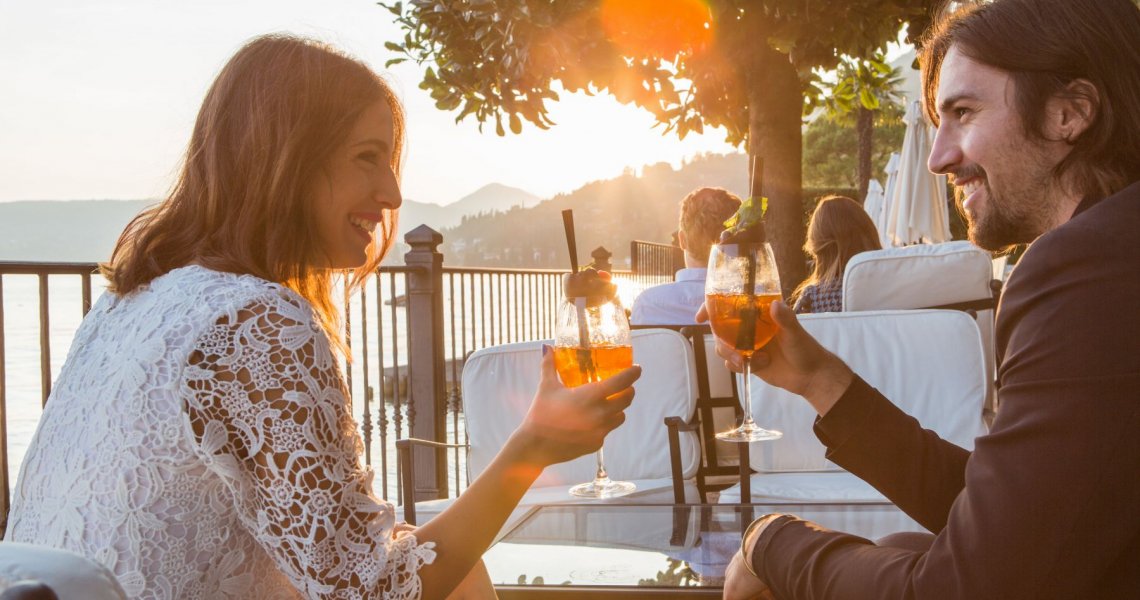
xmin=856 ymin=106 xmax=874 ymax=203
xmin=748 ymin=45 xmax=807 ymax=298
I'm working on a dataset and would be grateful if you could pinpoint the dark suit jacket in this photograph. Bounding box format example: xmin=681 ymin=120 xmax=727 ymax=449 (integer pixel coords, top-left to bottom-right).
xmin=751 ymin=180 xmax=1140 ymax=599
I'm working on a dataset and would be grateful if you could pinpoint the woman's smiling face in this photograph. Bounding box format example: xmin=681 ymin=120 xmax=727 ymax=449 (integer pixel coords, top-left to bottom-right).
xmin=311 ymin=99 xmax=403 ymax=269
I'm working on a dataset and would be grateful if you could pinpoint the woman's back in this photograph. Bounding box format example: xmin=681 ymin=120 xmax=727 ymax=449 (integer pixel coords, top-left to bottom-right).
xmin=6 ymin=266 xmax=433 ymax=599
xmin=7 ymin=266 xmax=300 ymax=597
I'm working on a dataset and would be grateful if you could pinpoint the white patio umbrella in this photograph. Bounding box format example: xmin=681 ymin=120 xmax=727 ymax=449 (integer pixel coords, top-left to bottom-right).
xmin=862 ymin=178 xmax=891 ymax=248
xmin=885 ymin=100 xmax=951 ymax=246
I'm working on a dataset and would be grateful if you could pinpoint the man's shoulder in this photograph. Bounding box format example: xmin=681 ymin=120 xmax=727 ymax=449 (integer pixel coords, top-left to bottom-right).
xmin=630 ymin=280 xmax=704 ymax=325
xmin=996 ymin=180 xmax=1140 ymax=374
xmin=1024 ymin=180 xmax=1140 ymax=273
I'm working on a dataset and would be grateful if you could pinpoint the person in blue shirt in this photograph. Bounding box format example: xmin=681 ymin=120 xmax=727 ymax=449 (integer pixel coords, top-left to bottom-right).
xmin=631 ymin=187 xmax=741 ymax=325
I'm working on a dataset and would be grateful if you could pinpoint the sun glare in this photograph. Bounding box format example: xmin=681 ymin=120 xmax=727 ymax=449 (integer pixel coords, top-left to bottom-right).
xmin=600 ymin=0 xmax=713 ymax=58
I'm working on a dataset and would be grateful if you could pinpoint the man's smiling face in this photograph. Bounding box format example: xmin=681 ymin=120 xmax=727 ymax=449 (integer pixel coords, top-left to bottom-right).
xmin=927 ymin=47 xmax=1074 ymax=251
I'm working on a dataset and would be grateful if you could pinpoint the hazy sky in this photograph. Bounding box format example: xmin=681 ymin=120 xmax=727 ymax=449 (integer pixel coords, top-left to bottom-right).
xmin=0 ymin=0 xmax=740 ymax=205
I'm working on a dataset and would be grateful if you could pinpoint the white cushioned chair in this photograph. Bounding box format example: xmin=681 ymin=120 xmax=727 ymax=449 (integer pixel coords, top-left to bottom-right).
xmin=719 ymin=309 xmax=989 ymax=511
xmin=0 ymin=542 xmax=127 ymax=599
xmin=400 ymin=328 xmax=702 ymax=532
xmin=842 ymin=240 xmax=999 ymax=412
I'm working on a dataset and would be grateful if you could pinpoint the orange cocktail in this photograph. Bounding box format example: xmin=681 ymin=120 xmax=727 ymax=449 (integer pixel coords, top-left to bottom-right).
xmin=554 ymin=344 xmax=633 ymax=387
xmin=705 ymin=292 xmax=781 ymax=356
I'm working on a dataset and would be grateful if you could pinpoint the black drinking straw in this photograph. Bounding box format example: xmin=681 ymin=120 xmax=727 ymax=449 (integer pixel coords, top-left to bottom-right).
xmin=735 ymin=158 xmax=762 ymax=352
xmin=562 ymin=209 xmax=580 ymax=274
xmin=561 ymin=210 xmax=596 ymax=377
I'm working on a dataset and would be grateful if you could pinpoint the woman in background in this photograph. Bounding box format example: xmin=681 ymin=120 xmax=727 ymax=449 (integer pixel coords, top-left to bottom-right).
xmin=791 ymin=195 xmax=883 ymax=314
xmin=6 ymin=35 xmax=640 ymax=600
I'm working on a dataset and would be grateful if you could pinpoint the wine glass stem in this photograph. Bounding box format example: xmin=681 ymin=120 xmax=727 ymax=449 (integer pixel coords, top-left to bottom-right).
xmin=741 ymin=358 xmax=756 ymax=428
xmin=594 ymin=448 xmax=609 ymax=482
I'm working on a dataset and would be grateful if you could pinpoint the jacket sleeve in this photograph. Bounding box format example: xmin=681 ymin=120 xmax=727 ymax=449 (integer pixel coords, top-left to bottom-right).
xmin=751 ymin=216 xmax=1140 ymax=599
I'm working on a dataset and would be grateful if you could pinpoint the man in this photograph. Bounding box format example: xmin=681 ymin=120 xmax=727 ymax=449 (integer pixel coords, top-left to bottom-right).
xmin=714 ymin=0 xmax=1140 ymax=598
xmin=630 ymin=187 xmax=741 ymax=325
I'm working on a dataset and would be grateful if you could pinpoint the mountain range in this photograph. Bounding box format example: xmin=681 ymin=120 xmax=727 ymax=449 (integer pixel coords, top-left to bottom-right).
xmin=0 ymin=183 xmax=540 ymax=263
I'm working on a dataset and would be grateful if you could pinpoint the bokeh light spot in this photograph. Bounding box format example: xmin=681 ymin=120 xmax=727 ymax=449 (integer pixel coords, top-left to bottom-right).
xmin=600 ymin=0 xmax=713 ymax=58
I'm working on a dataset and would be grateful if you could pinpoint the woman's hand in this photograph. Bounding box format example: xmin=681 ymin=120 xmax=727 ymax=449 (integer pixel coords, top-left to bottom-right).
xmin=697 ymin=300 xmax=852 ymax=416
xmin=723 ymin=550 xmax=775 ymax=600
xmin=512 ymin=345 xmax=641 ymax=468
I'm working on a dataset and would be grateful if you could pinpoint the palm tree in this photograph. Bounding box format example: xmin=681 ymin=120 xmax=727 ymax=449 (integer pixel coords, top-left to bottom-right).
xmin=819 ymin=51 xmax=905 ymax=202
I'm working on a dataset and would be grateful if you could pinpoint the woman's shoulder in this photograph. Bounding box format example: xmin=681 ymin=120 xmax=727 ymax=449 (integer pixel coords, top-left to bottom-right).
xmin=148 ymin=265 xmax=315 ymax=324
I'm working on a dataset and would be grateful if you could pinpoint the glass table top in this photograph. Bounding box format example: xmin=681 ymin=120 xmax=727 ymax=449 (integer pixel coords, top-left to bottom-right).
xmin=483 ymin=502 xmax=922 ymax=596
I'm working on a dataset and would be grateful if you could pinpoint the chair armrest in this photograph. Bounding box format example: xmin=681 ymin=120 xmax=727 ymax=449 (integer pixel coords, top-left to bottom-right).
xmin=396 ymin=438 xmax=469 ymax=526
xmin=0 ymin=582 xmax=57 ymax=600
xmin=664 ymin=416 xmax=701 ymax=504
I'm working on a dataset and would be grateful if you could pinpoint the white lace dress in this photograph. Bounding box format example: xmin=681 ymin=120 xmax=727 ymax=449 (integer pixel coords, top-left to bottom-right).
xmin=6 ymin=266 xmax=435 ymax=599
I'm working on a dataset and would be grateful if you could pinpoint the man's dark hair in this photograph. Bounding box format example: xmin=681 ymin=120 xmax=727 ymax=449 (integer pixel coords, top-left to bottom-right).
xmin=921 ymin=0 xmax=1140 ymax=200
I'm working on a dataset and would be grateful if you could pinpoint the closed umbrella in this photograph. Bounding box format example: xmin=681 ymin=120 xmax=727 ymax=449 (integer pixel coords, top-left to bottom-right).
xmin=862 ymin=178 xmax=891 ymax=247
xmin=885 ymin=100 xmax=951 ymax=246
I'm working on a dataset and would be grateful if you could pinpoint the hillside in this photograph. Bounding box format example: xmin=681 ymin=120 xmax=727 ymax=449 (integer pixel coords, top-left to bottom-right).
xmin=441 ymin=153 xmax=750 ymax=268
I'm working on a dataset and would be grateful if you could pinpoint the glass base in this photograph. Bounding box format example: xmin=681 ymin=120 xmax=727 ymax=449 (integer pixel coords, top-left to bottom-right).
xmin=716 ymin=423 xmax=783 ymax=443
xmin=569 ymin=478 xmax=636 ymax=499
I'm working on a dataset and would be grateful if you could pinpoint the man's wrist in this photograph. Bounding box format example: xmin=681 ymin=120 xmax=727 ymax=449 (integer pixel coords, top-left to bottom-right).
xmin=741 ymin=514 xmax=791 ymax=579
xmin=802 ymin=355 xmax=854 ymax=417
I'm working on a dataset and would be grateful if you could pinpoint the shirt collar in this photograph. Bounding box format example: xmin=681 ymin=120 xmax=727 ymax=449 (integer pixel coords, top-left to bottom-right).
xmin=674 ymin=268 xmax=707 ymax=282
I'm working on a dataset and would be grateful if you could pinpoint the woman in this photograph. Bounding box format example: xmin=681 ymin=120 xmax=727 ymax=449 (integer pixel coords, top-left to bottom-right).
xmin=791 ymin=195 xmax=883 ymax=314
xmin=5 ymin=35 xmax=640 ymax=600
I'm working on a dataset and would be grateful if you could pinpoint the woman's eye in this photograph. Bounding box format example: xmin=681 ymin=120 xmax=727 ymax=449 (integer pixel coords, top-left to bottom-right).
xmin=358 ymin=151 xmax=379 ymax=164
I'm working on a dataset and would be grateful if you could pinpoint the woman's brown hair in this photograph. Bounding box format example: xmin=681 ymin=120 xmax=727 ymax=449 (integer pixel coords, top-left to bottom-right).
xmin=101 ymin=34 xmax=404 ymax=347
xmin=791 ymin=196 xmax=882 ymax=304
xmin=921 ymin=0 xmax=1140 ymax=201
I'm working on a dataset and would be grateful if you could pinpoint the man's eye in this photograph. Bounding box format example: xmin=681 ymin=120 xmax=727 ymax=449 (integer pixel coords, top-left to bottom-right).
xmin=954 ymin=107 xmax=972 ymax=118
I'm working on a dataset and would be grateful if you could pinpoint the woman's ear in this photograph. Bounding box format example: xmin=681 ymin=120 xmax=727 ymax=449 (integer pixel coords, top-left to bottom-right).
xmin=1046 ymin=78 xmax=1098 ymax=144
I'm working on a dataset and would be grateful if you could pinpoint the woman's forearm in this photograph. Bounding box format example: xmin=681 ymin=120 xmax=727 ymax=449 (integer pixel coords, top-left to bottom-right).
xmin=411 ymin=431 xmax=541 ymax=599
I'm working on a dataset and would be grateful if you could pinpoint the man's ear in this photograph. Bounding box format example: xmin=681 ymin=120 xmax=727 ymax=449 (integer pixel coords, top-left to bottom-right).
xmin=677 ymin=229 xmax=688 ymax=250
xmin=1046 ymin=78 xmax=1098 ymax=144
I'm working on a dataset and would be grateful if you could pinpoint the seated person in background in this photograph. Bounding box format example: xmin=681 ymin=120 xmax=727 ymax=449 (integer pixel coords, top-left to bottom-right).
xmin=630 ymin=187 xmax=741 ymax=325
xmin=6 ymin=34 xmax=640 ymax=600
xmin=791 ymin=195 xmax=883 ymax=314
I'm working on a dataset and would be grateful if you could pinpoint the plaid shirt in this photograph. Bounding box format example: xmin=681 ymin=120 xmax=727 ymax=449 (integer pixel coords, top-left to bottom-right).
xmin=794 ymin=281 xmax=844 ymax=313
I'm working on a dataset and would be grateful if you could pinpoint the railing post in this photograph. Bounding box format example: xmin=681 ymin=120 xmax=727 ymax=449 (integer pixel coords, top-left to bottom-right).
xmin=403 ymin=225 xmax=448 ymax=501
xmin=591 ymin=246 xmax=613 ymax=272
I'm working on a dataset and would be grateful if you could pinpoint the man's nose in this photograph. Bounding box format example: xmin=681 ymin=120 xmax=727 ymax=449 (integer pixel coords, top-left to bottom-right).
xmin=927 ymin=126 xmax=961 ymax=175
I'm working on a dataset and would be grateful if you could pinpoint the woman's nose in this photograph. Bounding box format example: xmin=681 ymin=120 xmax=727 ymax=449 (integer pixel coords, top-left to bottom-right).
xmin=376 ymin=171 xmax=402 ymax=209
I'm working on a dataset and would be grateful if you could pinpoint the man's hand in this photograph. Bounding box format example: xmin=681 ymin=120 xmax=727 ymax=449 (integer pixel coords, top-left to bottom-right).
xmin=723 ymin=549 xmax=775 ymax=600
xmin=697 ymin=300 xmax=853 ymax=416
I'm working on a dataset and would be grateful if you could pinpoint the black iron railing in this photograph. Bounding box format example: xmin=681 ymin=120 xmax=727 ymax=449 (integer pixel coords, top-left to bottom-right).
xmin=630 ymin=240 xmax=683 ymax=291
xmin=0 ymin=227 xmax=681 ymax=531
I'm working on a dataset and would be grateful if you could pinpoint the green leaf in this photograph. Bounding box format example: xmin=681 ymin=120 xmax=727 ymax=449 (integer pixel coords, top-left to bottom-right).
xmin=723 ymin=195 xmax=768 ymax=233
xmin=509 ymin=112 xmax=522 ymax=134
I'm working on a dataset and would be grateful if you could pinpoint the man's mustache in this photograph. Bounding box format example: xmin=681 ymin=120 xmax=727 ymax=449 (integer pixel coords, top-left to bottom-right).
xmin=949 ymin=165 xmax=986 ymax=186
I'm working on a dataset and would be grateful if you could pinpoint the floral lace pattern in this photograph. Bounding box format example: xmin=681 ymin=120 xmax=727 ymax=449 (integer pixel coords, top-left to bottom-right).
xmin=6 ymin=266 xmax=434 ymax=599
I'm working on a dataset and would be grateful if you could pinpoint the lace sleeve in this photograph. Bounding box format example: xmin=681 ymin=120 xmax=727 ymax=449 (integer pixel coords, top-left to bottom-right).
xmin=182 ymin=289 xmax=435 ymax=599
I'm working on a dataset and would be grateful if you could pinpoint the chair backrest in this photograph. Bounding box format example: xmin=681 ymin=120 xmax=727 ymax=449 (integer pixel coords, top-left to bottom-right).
xmin=681 ymin=327 xmax=741 ymax=472
xmin=842 ymin=240 xmax=997 ymax=410
xmin=462 ymin=328 xmax=701 ymax=488
xmin=744 ymin=310 xmax=988 ymax=472
xmin=842 ymin=240 xmax=994 ymax=312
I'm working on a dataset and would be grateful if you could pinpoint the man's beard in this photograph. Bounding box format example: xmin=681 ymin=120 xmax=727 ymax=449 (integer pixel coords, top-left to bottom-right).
xmin=955 ymin=169 xmax=1056 ymax=252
